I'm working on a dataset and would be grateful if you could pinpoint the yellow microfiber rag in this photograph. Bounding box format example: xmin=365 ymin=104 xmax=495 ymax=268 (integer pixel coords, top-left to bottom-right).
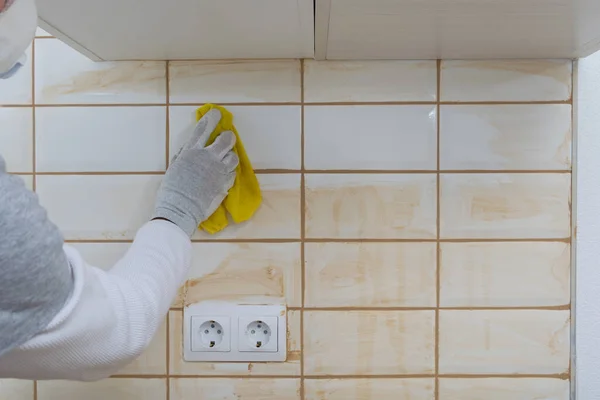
xmin=196 ymin=104 xmax=262 ymax=234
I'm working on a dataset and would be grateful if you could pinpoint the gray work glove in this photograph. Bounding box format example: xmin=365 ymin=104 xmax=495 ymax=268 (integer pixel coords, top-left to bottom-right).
xmin=153 ymin=109 xmax=239 ymax=237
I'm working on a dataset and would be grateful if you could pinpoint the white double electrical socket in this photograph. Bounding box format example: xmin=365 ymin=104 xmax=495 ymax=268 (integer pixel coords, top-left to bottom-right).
xmin=183 ymin=302 xmax=286 ymax=362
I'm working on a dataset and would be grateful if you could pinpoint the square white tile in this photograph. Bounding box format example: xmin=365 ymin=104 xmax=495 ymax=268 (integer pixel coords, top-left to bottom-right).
xmin=439 ymin=310 xmax=570 ymax=374
xmin=19 ymin=175 xmax=34 ymax=191
xmin=439 ymin=378 xmax=569 ymax=400
xmin=36 ymin=106 xmax=166 ymax=172
xmin=193 ymin=174 xmax=301 ymax=239
xmin=169 ymin=60 xmax=300 ymax=104
xmin=440 ymin=173 xmax=571 ymax=239
xmin=38 ymin=379 xmax=166 ymax=400
xmin=304 ymin=311 xmax=435 ymax=375
xmin=305 ymin=379 xmax=435 ymax=400
xmin=169 ymin=106 xmax=301 ymax=169
xmin=176 ymin=243 xmax=301 ymax=308
xmin=36 ymin=175 xmax=162 ymax=240
xmin=35 ymin=39 xmax=166 ymax=104
xmin=440 ymin=242 xmax=570 ymax=307
xmin=441 ymin=105 xmax=572 ymax=170
xmin=0 ymin=45 xmax=32 ymax=105
xmin=0 ymin=379 xmax=34 ymax=400
xmin=170 ymin=378 xmax=300 ymax=400
xmin=304 ymin=60 xmax=437 ymax=102
xmin=441 ymin=60 xmax=572 ymax=101
xmin=305 ymin=242 xmax=436 ymax=307
xmin=0 ymin=107 xmax=33 ymax=172
xmin=305 ymin=105 xmax=436 ymax=170
xmin=305 ymin=174 xmax=437 ymax=238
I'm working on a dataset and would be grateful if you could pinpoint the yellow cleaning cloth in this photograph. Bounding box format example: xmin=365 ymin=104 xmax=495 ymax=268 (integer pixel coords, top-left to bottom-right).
xmin=197 ymin=104 xmax=262 ymax=234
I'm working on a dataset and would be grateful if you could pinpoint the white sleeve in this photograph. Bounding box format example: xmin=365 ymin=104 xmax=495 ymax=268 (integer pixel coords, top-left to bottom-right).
xmin=0 ymin=220 xmax=191 ymax=381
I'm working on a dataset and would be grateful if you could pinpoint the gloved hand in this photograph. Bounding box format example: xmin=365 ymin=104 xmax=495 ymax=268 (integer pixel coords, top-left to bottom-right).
xmin=153 ymin=109 xmax=239 ymax=238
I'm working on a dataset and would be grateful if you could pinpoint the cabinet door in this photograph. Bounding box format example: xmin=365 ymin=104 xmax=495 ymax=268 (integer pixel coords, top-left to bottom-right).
xmin=38 ymin=0 xmax=314 ymax=61
xmin=316 ymin=0 xmax=600 ymax=59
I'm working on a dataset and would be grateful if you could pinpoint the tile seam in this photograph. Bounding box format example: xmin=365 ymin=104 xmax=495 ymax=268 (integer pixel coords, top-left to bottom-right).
xmin=109 ymin=373 xmax=570 ymax=379
xmin=62 ymin=238 xmax=573 ymax=244
xmin=31 ymin=39 xmax=36 ymax=192
xmin=435 ymin=58 xmax=442 ymax=400
xmin=1 ymin=100 xmax=573 ymax=108
xmin=299 ymin=58 xmax=306 ymax=400
xmin=30 ymin=170 xmax=574 ymax=175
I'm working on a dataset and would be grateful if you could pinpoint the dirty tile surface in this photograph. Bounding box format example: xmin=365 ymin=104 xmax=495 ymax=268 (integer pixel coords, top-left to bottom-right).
xmin=305 ymin=174 xmax=437 ymax=238
xmin=304 ymin=378 xmax=435 ymax=400
xmin=37 ymin=379 xmax=167 ymax=400
xmin=438 ymin=378 xmax=569 ymax=400
xmin=0 ymin=35 xmax=573 ymax=399
xmin=305 ymin=242 xmax=436 ymax=307
xmin=304 ymin=311 xmax=436 ymax=375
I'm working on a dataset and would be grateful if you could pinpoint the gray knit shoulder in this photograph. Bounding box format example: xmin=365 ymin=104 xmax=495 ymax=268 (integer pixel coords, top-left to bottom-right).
xmin=0 ymin=173 xmax=73 ymax=357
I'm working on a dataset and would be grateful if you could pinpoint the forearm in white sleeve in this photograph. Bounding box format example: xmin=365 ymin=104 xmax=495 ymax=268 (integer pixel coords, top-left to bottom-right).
xmin=0 ymin=220 xmax=191 ymax=381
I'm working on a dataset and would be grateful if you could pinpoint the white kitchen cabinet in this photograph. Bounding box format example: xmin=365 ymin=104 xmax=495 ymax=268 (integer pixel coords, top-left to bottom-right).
xmin=37 ymin=0 xmax=314 ymax=60
xmin=38 ymin=0 xmax=600 ymax=60
xmin=315 ymin=0 xmax=600 ymax=60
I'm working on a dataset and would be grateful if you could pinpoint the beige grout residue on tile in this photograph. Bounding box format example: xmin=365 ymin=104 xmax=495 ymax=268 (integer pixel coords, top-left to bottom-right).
xmin=0 ymin=32 xmax=575 ymax=400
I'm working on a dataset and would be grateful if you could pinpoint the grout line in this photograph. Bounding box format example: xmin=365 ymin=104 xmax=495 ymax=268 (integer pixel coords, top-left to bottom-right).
xmin=169 ymin=305 xmax=570 ymax=311
xmin=435 ymin=59 xmax=442 ymax=400
xmin=35 ymin=171 xmax=167 ymax=175
xmin=569 ymin=59 xmax=577 ymax=396
xmin=28 ymin=169 xmax=574 ymax=175
xmin=31 ymin=103 xmax=168 ymax=107
xmin=165 ymin=61 xmax=171 ymax=169
xmin=0 ymin=100 xmax=574 ymax=108
xmin=62 ymin=237 xmax=573 ymax=244
xmin=299 ymin=58 xmax=306 ymax=400
xmin=110 ymin=372 xmax=570 ymax=379
xmin=166 ymin=312 xmax=170 ymax=400
xmin=300 ymin=305 xmax=570 ymax=311
xmin=33 ymin=381 xmax=37 ymax=400
xmin=31 ymin=40 xmax=36 ymax=192
xmin=301 ymin=169 xmax=573 ymax=174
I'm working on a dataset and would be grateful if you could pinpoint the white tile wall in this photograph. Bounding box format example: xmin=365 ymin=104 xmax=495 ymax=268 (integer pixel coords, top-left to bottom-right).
xmin=440 ymin=105 xmax=572 ymax=170
xmin=0 ymin=34 xmax=573 ymax=400
xmin=35 ymin=40 xmax=166 ymax=104
xmin=439 ymin=310 xmax=570 ymax=374
xmin=441 ymin=60 xmax=572 ymax=102
xmin=305 ymin=174 xmax=437 ymax=238
xmin=169 ymin=106 xmax=301 ymax=169
xmin=36 ymin=175 xmax=161 ymax=240
xmin=0 ymin=107 xmax=33 ymax=172
xmin=304 ymin=105 xmax=437 ymax=170
xmin=193 ymin=174 xmax=301 ymax=240
xmin=169 ymin=60 xmax=301 ymax=103
xmin=36 ymin=106 xmax=167 ymax=172
xmin=304 ymin=60 xmax=437 ymax=102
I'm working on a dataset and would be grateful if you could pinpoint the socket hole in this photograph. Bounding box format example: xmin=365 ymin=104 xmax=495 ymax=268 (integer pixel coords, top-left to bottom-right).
xmin=245 ymin=320 xmax=272 ymax=349
xmin=198 ymin=320 xmax=224 ymax=348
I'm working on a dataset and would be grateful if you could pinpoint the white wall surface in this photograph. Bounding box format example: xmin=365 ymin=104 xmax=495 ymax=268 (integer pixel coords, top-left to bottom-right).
xmin=576 ymin=51 xmax=600 ymax=398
